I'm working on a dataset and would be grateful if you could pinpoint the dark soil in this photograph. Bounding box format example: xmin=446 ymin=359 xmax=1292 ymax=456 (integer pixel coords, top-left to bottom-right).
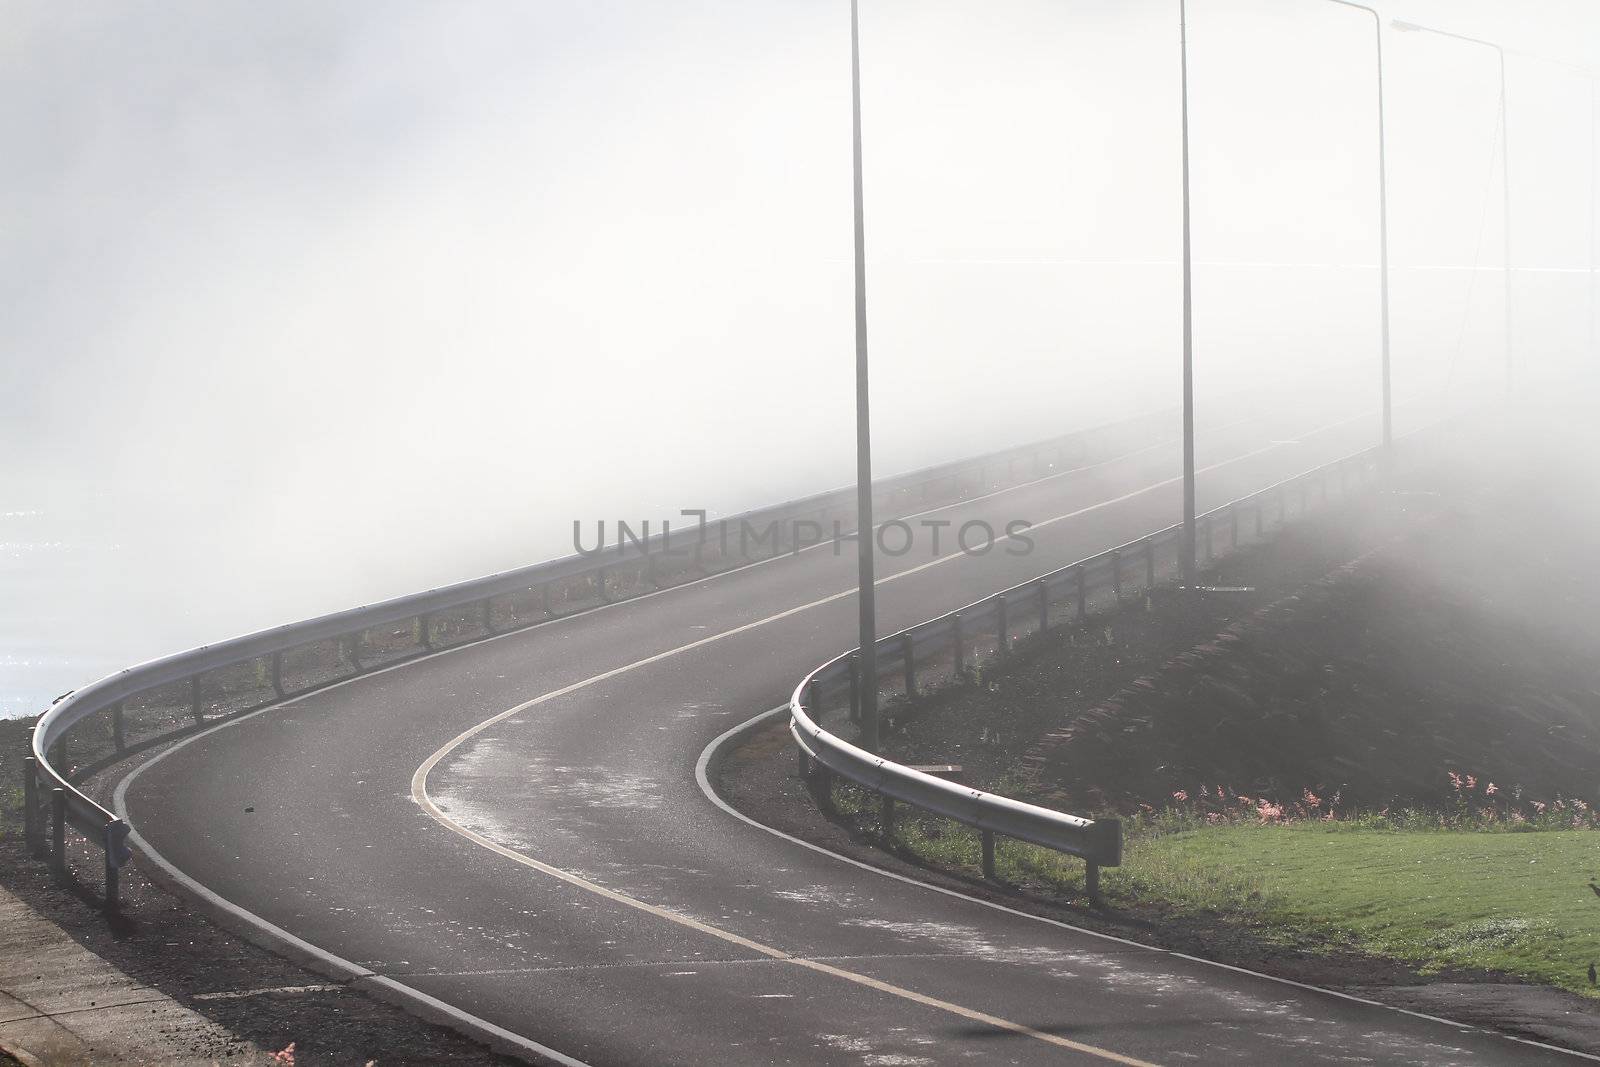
xmin=874 ymin=452 xmax=1600 ymax=817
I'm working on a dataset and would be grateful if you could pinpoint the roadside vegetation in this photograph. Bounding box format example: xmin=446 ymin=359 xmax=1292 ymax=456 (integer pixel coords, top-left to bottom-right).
xmin=808 ymin=444 xmax=1600 ymax=1000
xmin=830 ymin=776 xmax=1600 ymax=997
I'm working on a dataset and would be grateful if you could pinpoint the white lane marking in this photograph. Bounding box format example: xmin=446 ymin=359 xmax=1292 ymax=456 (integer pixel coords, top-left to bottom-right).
xmin=102 ymin=419 xmax=1242 ymax=1065
xmin=410 ymin=769 xmax=1155 ymax=1065
xmin=111 ymin=737 xmax=593 ymax=1067
xmin=691 ymin=736 xmax=1600 ymax=1058
xmin=412 ymin=409 xmax=1373 ymax=791
xmin=406 ymin=414 xmax=1380 ymax=1064
xmin=107 ymin=414 xmax=1352 ymax=1067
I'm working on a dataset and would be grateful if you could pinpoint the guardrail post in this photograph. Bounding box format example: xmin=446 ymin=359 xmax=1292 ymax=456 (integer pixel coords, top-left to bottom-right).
xmin=345 ymin=634 xmax=364 ymax=673
xmin=23 ymin=755 xmax=41 ymax=858
xmin=996 ymin=595 xmax=1009 ymax=661
xmin=952 ymin=613 xmax=965 ymax=677
xmin=1076 ymin=565 xmax=1087 ymax=621
xmin=540 ymin=582 xmax=554 ymax=619
xmin=103 ymin=822 xmax=127 ymax=912
xmin=981 ymin=830 xmax=996 ymax=881
xmin=419 ymin=613 xmax=434 ymax=651
xmin=595 ymin=568 xmax=609 ymax=604
xmin=1110 ymin=551 xmax=1122 ymax=602
xmin=1145 ymin=539 xmax=1155 ymax=589
xmin=848 ymin=653 xmax=861 ymax=724
xmin=270 ymin=651 xmax=285 ymax=698
xmin=901 ymin=633 xmax=915 ymax=703
xmin=50 ymin=788 xmax=66 ymax=879
xmin=190 ymin=675 xmax=204 ymax=726
xmin=482 ymin=597 xmax=497 ymax=635
xmin=111 ymin=702 xmax=126 ymax=754
xmin=881 ymin=795 xmax=895 ymax=839
xmin=1037 ymin=579 xmax=1049 ymax=633
xmin=1085 ymin=861 xmax=1101 ymax=904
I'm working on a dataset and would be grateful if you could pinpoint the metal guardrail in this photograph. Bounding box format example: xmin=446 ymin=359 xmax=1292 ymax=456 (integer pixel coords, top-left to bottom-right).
xmin=22 ymin=406 xmax=1181 ymax=909
xmin=788 ymin=444 xmax=1385 ymax=900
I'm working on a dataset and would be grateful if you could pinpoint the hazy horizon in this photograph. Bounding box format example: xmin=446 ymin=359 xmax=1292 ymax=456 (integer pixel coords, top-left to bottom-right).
xmin=4 ymin=0 xmax=1598 ymax=717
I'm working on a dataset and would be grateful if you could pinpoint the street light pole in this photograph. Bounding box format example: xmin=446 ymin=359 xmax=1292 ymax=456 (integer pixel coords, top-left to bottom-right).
xmin=1392 ymin=20 xmax=1512 ymax=397
xmin=1179 ymin=0 xmax=1197 ymax=585
xmin=849 ymin=0 xmax=879 ymax=753
xmin=1324 ymin=1 xmax=1393 ymax=452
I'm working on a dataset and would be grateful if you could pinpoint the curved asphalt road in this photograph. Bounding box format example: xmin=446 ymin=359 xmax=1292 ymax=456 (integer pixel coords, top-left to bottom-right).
xmin=115 ymin=409 xmax=1582 ymax=1066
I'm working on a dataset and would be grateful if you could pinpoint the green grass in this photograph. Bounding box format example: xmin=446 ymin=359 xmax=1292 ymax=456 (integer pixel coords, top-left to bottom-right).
xmin=834 ymin=784 xmax=1600 ymax=996
xmin=1143 ymin=823 xmax=1600 ymax=991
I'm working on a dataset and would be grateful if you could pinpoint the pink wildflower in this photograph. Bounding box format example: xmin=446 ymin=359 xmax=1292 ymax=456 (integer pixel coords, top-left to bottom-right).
xmin=1485 ymin=782 xmax=1498 ymax=796
xmin=1172 ymin=790 xmax=1189 ymax=803
xmin=1533 ymin=801 xmax=1547 ymax=814
xmin=1256 ymin=800 xmax=1284 ymax=823
xmin=270 ymin=1045 xmax=296 ymax=1066
xmin=1448 ymin=771 xmax=1462 ymax=791
xmin=1464 ymin=775 xmax=1477 ymax=790
xmin=1302 ymin=789 xmax=1321 ymax=807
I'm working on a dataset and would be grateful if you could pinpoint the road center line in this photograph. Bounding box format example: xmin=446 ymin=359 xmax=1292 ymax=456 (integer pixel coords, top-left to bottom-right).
xmin=410 ymin=413 xmax=1369 ymax=1063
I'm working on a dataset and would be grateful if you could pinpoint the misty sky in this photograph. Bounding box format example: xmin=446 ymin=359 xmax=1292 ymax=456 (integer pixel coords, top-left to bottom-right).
xmin=3 ymin=1 xmax=1598 ymax=715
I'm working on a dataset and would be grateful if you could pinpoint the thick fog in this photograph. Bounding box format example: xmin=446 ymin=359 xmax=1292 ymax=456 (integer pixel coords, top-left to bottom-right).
xmin=3 ymin=0 xmax=1598 ymax=715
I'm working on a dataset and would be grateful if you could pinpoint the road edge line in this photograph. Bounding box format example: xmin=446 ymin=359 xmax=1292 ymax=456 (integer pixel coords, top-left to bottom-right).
xmin=110 ymin=718 xmax=592 ymax=1067
xmin=693 ymin=705 xmax=1600 ymax=1064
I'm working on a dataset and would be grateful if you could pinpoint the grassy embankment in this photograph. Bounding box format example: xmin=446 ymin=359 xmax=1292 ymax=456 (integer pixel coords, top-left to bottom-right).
xmin=831 ymin=446 xmax=1600 ymax=997
xmin=834 ymin=782 xmax=1600 ymax=995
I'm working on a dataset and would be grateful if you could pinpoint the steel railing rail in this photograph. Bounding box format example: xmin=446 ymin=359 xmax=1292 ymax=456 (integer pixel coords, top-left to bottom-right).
xmin=787 ymin=443 xmax=1387 ymax=900
xmin=23 ymin=404 xmax=1187 ymax=909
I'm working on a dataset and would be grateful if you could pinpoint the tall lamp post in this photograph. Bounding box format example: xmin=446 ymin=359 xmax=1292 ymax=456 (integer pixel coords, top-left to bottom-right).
xmin=1580 ymin=75 xmax=1593 ymax=363
xmin=1322 ymin=1 xmax=1393 ymax=453
xmin=1392 ymin=20 xmax=1513 ymax=397
xmin=1179 ymin=0 xmax=1197 ymax=584
xmin=849 ymin=0 xmax=879 ymax=753
xmin=1178 ymin=1 xmax=1396 ymax=579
